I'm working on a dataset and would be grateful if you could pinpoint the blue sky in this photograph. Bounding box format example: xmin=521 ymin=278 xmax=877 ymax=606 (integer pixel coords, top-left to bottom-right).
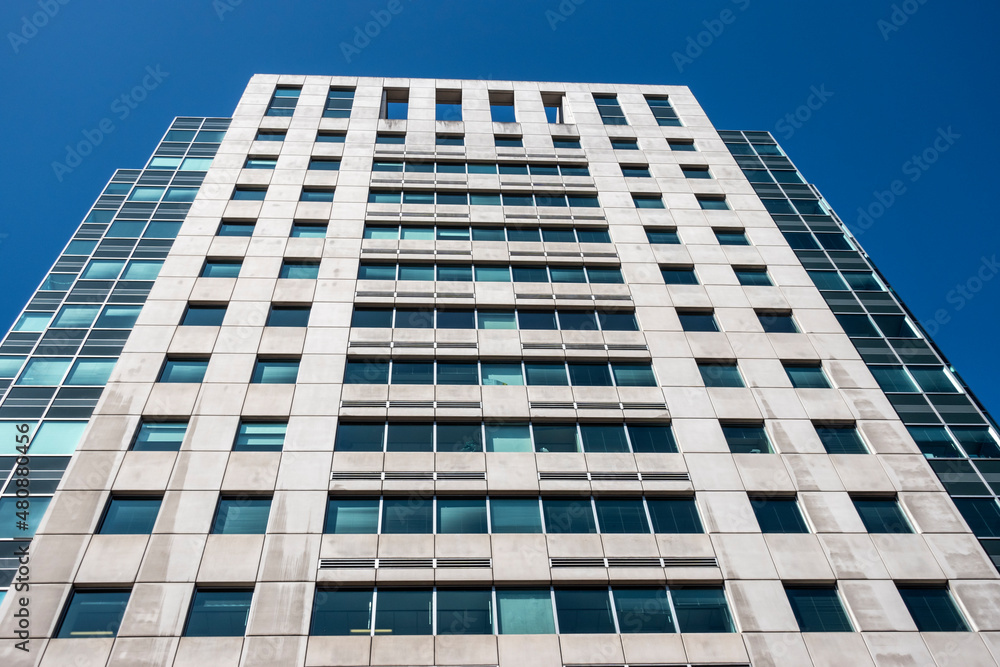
xmin=0 ymin=0 xmax=997 ymax=414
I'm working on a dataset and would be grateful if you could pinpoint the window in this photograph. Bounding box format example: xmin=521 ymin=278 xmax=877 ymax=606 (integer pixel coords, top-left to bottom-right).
xmin=266 ymin=86 xmax=300 ymax=116
xmin=678 ymin=311 xmax=718 ymax=332
xmin=908 ymin=366 xmax=958 ymax=394
xmin=280 ymin=261 xmax=319 ymax=279
xmin=735 ymin=267 xmax=772 ymax=286
xmin=436 ymin=89 xmax=462 ymax=121
xmin=953 ymin=427 xmax=1000 ymax=458
xmin=647 ymin=499 xmax=703 ymax=533
xmin=181 ymin=304 xmax=226 ymax=326
xmin=785 ymin=364 xmax=831 ymax=389
xmin=375 ymin=589 xmax=433 ymax=635
xmin=816 ymin=425 xmax=867 ymax=454
xmin=751 ymin=497 xmax=808 ymax=533
xmin=698 ymin=196 xmax=729 ymax=210
xmin=308 ymin=158 xmax=340 ymax=171
xmin=491 ymin=498 xmax=543 ymax=532
xmin=622 ymin=166 xmax=651 ymax=178
xmin=808 ymin=270 xmax=849 ymax=291
xmin=758 ymin=312 xmax=798 ymax=333
xmin=646 ymin=228 xmax=680 ymax=244
xmin=56 ymin=590 xmax=130 ymax=638
xmin=290 ymin=222 xmax=327 ymax=238
xmin=380 ymin=88 xmax=408 ymax=119
xmin=312 ymin=588 xmax=374 ymax=635
xmin=553 ymin=137 xmax=580 ymax=149
xmin=382 ymin=499 xmax=433 ymax=533
xmin=217 ymin=220 xmax=254 ymax=237
xmin=495 ymin=135 xmax=523 ymax=148
xmin=682 ymin=166 xmax=711 ymax=179
xmin=714 ymin=229 xmax=748 ymax=245
xmin=661 ymin=268 xmax=698 ymax=285
xmin=64 ymin=358 xmax=116 ymax=386
xmin=184 ymin=589 xmax=254 ymax=637
xmin=436 ymin=134 xmax=463 ymax=146
xmin=699 ymin=362 xmax=744 ymax=388
xmin=489 ymin=91 xmax=516 ymax=122
xmin=554 ymin=589 xmax=615 ymax=633
xmin=233 ymin=422 xmax=286 ymax=452
xmin=376 ymin=133 xmax=405 ymax=145
xmin=324 ymin=87 xmax=355 ymax=118
xmin=212 ymin=497 xmax=271 ymax=534
xmin=898 ymin=587 xmax=970 ymax=632
xmin=870 ymin=366 xmax=919 ymax=393
xmin=438 ymin=499 xmax=488 ymax=534
xmin=668 ymin=139 xmax=696 ymax=151
xmin=544 ymin=499 xmax=597 ymax=534
xmin=785 ymin=587 xmax=853 ymax=632
xmin=594 ymin=94 xmax=627 ymax=125
xmin=722 ymin=424 xmax=772 ymax=454
xmin=542 ymin=92 xmax=564 ymax=123
xmin=325 ymin=498 xmax=380 ymax=533
xmin=300 ymin=188 xmax=335 ymax=202
xmin=633 ymin=194 xmax=664 ymax=209
xmin=251 ymin=358 xmax=299 ymax=384
xmin=231 ymin=187 xmax=266 ymax=201
xmin=497 ymin=589 xmax=556 ymax=634
xmin=595 ymin=499 xmax=650 ymax=533
xmin=267 ymin=305 xmax=310 ymax=327
xmin=853 ymin=498 xmax=913 ymax=533
xmin=316 ymin=131 xmax=346 ymax=143
xmin=99 ymin=497 xmax=161 ymax=534
xmin=132 ymin=421 xmax=187 ymax=451
xmin=158 ymin=358 xmax=208 ymax=383
xmin=646 ymin=96 xmax=681 ymax=126
xmin=255 ymin=130 xmax=285 ymax=142
xmin=244 ymin=157 xmax=276 ymax=169
xmin=908 ymin=426 xmax=962 ymax=459
xmin=610 ymin=138 xmax=638 ymax=150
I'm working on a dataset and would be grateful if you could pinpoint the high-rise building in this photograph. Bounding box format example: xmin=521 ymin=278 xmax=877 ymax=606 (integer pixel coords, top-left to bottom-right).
xmin=0 ymin=75 xmax=998 ymax=666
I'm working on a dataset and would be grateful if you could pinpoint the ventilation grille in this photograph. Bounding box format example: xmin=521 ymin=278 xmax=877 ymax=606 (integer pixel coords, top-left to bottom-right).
xmin=355 ymin=291 xmax=476 ymax=299
xmin=529 ymin=401 xmax=667 ymax=411
xmin=320 ymin=557 xmax=492 ymax=569
xmin=514 ymin=293 xmax=632 ymax=302
xmin=522 ymin=343 xmax=648 ymax=352
xmin=538 ymin=471 xmax=689 ymax=482
xmin=341 ymin=400 xmax=482 ymax=410
xmin=550 ymin=556 xmax=717 ymax=568
xmin=331 ymin=471 xmax=486 ymax=481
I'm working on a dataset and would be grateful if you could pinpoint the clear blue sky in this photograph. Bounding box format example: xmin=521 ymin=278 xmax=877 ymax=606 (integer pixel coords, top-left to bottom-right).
xmin=1 ymin=0 xmax=997 ymax=415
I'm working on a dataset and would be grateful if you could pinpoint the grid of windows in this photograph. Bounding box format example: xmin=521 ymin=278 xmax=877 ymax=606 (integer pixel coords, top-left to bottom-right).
xmin=367 ymin=191 xmax=600 ymax=207
xmin=372 ymin=161 xmax=590 ymax=176
xmin=351 ymin=307 xmax=638 ymax=331
xmin=357 ymin=263 xmax=623 ymax=284
xmin=363 ymin=224 xmax=610 ymax=243
xmin=343 ymin=360 xmax=657 ymax=387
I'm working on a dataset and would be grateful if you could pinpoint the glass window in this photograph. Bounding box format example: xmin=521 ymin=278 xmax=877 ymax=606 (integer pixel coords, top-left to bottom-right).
xmin=786 ymin=365 xmax=831 ymax=389
xmin=335 ymin=423 xmax=385 ymax=452
xmin=95 ymin=305 xmax=142 ymax=329
xmin=474 ymin=266 xmax=510 ymax=282
xmin=952 ymin=427 xmax=1000 ymax=458
xmin=908 ymin=366 xmax=957 ymax=393
xmin=525 ymin=362 xmax=569 ymax=386
xmin=351 ymin=308 xmax=392 ymax=328
xmin=436 ymin=310 xmax=475 ymax=329
xmin=399 ymin=226 xmax=434 ymax=240
xmin=541 ymin=228 xmax=575 ymax=243
xmin=470 ymin=193 xmax=502 ymax=206
xmin=899 ymin=587 xmax=970 ymax=632
xmin=99 ymin=497 xmax=161 ymax=534
xmin=595 ymin=499 xmax=650 ymax=533
xmin=39 ymin=274 xmax=76 ymax=291
xmin=722 ymin=424 xmax=772 ymax=454
xmin=64 ymin=358 xmax=116 ymax=386
xmin=580 ymin=424 xmax=629 ymax=453
xmin=436 ymin=226 xmax=470 ymax=241
xmin=567 ymin=195 xmax=600 ymax=208
xmin=736 ymin=268 xmax=773 ymax=286
xmin=56 ymin=590 xmax=130 ymax=638
xmin=683 ymin=166 xmax=712 ymax=179
xmin=437 ymin=589 xmax=493 ymax=635
xmin=436 ymin=193 xmax=468 ymax=206
xmin=647 ymin=499 xmax=702 ymax=533
xmin=598 ymin=311 xmax=638 ymax=331
xmin=133 ymin=421 xmax=186 ymax=451
xmin=481 ymin=363 xmax=523 ymax=386
xmin=485 ymin=424 xmax=532 ymax=453
xmin=568 ymin=364 xmax=612 ymax=386
xmin=163 ymin=188 xmax=198 ymax=203
xmin=549 ymin=267 xmax=586 ymax=283
xmin=290 ymin=223 xmax=327 ymax=238
xmin=398 ymin=264 xmax=435 ymax=281
xmin=437 ymin=499 xmax=488 ymax=533
xmin=954 ymin=498 xmax=1000 ymax=537
xmin=785 ymin=587 xmax=853 ymax=632
xmin=437 ymin=134 xmax=464 ymax=146
xmin=672 ymin=587 xmax=734 ymax=632
xmin=381 ymin=498 xmax=433 ymax=533
xmin=752 ymin=497 xmax=809 ymax=533
xmin=311 ymin=588 xmax=373 ymax=635
xmin=267 ymin=306 xmax=310 ymax=327
xmin=678 ymin=312 xmax=718 ymax=332
xmin=368 ymin=191 xmax=402 ymax=204
xmin=633 ymin=195 xmax=664 ymax=209
xmin=715 ymin=230 xmax=748 ymax=245
xmin=325 ymin=498 xmax=379 ymax=534
xmin=506 ymin=227 xmax=540 ymax=242
xmin=280 ymin=261 xmax=320 ymax=279
xmin=907 ymin=425 xmax=961 ymax=459
xmin=184 ymin=589 xmax=254 ymax=637
xmin=386 ymin=423 xmax=433 ymax=452
xmin=837 ymin=314 xmax=880 ymax=337
xmin=201 ymin=260 xmax=241 ymax=278
xmin=816 ymin=425 xmax=867 ymax=454
xmin=324 ymin=88 xmax=355 ymax=119
xmin=495 ymin=136 xmax=523 ymax=148
xmin=233 ymin=422 xmax=285 ymax=452
xmin=212 ymin=497 xmax=271 ymax=534
xmin=533 ymin=424 xmax=580 ymax=453
xmin=699 ymin=363 xmax=744 ymax=388
xmin=587 ymin=268 xmax=624 ymax=284
xmin=471 ymin=227 xmax=505 ymax=241
xmin=218 ymin=221 xmax=255 ymax=237
xmin=391 ymin=361 xmax=434 ymax=385
xmin=159 ymin=358 xmax=208 ymax=383
xmin=870 ymin=366 xmax=919 ymax=393
xmin=622 ymin=166 xmax=651 ymax=178
xmin=182 ymin=305 xmax=227 ymax=326
xmin=12 ymin=312 xmax=51 ymax=332
xmin=518 ymin=310 xmax=557 ymax=330
xmin=376 ymin=134 xmax=405 ymax=145
xmin=613 ymin=588 xmax=675 ymax=633
xmin=490 ymin=498 xmax=542 ymax=533
xmin=511 ymin=265 xmax=549 ymax=282
xmin=853 ymin=498 xmax=913 ymax=533
xmin=554 ymin=588 xmax=615 ymax=633
xmin=128 ymin=187 xmax=164 ymax=202
xmin=358 ymin=264 xmax=397 ymax=280
xmin=0 ymin=357 xmax=25 ymax=378
xmin=478 ymin=311 xmax=516 ymax=330
xmin=627 ymin=424 xmax=677 ymax=453
xmin=543 ymin=499 xmax=596 ymax=534
xmin=231 ymin=187 xmax=267 ymax=201
xmin=27 ymin=421 xmax=86 ymax=455
xmin=553 ymin=138 xmax=581 ymax=149
xmin=316 ymin=131 xmax=346 ymax=143
xmin=843 ymin=271 xmax=882 ymax=291
xmin=300 ymin=189 xmax=335 ymax=203
xmin=17 ymin=358 xmax=72 ymax=385
xmin=256 ymin=130 xmax=285 ymax=141
xmin=808 ymin=271 xmax=849 ymax=291
xmin=496 ymin=589 xmax=555 ymax=634
xmin=0 ymin=496 xmax=49 ymax=535
xmin=437 ymin=362 xmax=479 ymax=385
xmin=52 ymin=304 xmax=101 ymax=328
xmin=758 ymin=312 xmax=798 ymax=333
xmin=611 ymin=138 xmax=638 ymax=149
xmin=374 ymin=589 xmax=432 ymax=635
xmin=698 ymin=197 xmax=729 ymax=210
xmin=363 ymin=225 xmax=399 ymax=240
xmin=576 ymin=228 xmax=610 ymax=243
xmin=251 ymin=359 xmax=298 ymax=384
xmin=308 ymin=158 xmax=340 ymax=171
xmin=437 ymin=423 xmax=483 ymax=452
xmin=662 ymin=268 xmax=698 ymax=285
